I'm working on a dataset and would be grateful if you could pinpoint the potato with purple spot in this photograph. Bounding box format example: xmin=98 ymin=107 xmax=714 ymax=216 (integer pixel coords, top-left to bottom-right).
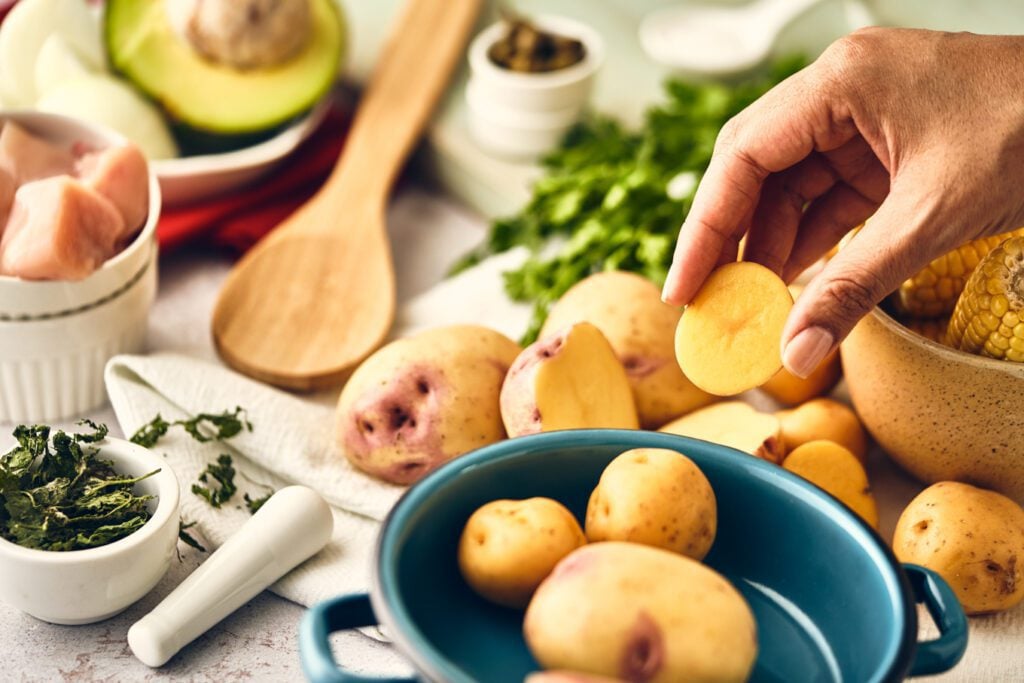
xmin=525 ymin=542 xmax=757 ymax=683
xmin=459 ymin=497 xmax=586 ymax=609
xmin=336 ymin=325 xmax=520 ymax=485
xmin=586 ymin=448 xmax=716 ymax=560
xmin=541 ymin=271 xmax=716 ymax=428
xmin=500 ymin=322 xmax=639 ymax=438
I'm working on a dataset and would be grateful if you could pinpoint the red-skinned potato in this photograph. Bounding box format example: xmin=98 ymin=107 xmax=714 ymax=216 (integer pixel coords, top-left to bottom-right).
xmin=500 ymin=322 xmax=639 ymax=437
xmin=336 ymin=325 xmax=520 ymax=485
xmin=540 ymin=272 xmax=716 ymax=428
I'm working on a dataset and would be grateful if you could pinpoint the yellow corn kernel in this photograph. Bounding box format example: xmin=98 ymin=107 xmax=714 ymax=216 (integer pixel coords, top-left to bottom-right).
xmin=895 ymin=228 xmax=1024 ymax=317
xmin=901 ymin=317 xmax=951 ymax=345
xmin=948 ymin=236 xmax=1024 ymax=361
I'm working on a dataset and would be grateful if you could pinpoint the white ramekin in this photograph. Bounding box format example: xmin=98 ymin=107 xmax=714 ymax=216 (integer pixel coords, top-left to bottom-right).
xmin=0 ymin=111 xmax=160 ymax=423
xmin=466 ymin=16 xmax=604 ymax=160
xmin=0 ymin=437 xmax=179 ymax=625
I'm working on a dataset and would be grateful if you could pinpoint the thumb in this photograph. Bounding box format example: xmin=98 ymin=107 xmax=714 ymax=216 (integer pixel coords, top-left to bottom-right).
xmin=779 ymin=196 xmax=932 ymax=378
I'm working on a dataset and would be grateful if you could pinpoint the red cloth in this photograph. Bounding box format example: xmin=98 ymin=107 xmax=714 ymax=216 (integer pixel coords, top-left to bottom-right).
xmin=157 ymin=106 xmax=349 ymax=254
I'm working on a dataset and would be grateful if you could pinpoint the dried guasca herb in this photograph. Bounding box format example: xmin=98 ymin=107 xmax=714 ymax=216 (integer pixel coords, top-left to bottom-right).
xmin=192 ymin=454 xmax=237 ymax=508
xmin=130 ymin=407 xmax=252 ymax=448
xmin=488 ymin=10 xmax=585 ymax=73
xmin=244 ymin=491 xmax=272 ymax=514
xmin=0 ymin=421 xmax=158 ymax=551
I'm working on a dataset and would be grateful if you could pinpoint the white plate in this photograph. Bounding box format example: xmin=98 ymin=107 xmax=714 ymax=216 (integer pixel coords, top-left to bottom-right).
xmin=152 ymin=100 xmax=330 ymax=206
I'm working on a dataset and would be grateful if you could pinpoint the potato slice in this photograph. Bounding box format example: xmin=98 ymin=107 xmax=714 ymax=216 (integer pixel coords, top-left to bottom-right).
xmin=501 ymin=322 xmax=639 ymax=437
xmin=675 ymin=262 xmax=793 ymax=396
xmin=659 ymin=401 xmax=784 ymax=463
xmin=783 ymin=440 xmax=878 ymax=528
xmin=776 ymin=398 xmax=868 ymax=462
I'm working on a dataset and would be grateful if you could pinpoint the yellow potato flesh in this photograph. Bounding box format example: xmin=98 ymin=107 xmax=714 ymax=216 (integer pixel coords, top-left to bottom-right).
xmin=675 ymin=262 xmax=794 ymax=396
xmin=659 ymin=401 xmax=784 ymax=463
xmin=533 ymin=323 xmax=639 ymax=432
xmin=776 ymin=398 xmax=868 ymax=462
xmin=783 ymin=440 xmax=878 ymax=528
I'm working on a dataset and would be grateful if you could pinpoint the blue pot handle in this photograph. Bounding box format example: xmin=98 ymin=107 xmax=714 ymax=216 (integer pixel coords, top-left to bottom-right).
xmin=300 ymin=593 xmax=417 ymax=683
xmin=903 ymin=564 xmax=968 ymax=676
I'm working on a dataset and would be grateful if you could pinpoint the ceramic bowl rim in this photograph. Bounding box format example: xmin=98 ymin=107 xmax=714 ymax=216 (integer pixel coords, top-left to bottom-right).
xmin=369 ymin=429 xmax=917 ymax=683
xmin=868 ymin=305 xmax=1024 ymax=377
xmin=468 ymin=15 xmax=605 ymax=90
xmin=0 ymin=436 xmax=179 ymax=563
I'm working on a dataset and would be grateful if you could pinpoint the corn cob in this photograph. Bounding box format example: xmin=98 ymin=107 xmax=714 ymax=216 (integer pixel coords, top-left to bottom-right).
xmin=895 ymin=228 xmax=1024 ymax=317
xmin=947 ymin=236 xmax=1024 ymax=361
xmin=901 ymin=317 xmax=950 ymax=346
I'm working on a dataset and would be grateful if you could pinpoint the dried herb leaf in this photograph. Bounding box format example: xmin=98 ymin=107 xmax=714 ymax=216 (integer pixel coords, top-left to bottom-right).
xmin=131 ymin=407 xmax=251 ymax=448
xmin=0 ymin=423 xmax=157 ymax=551
xmin=178 ymin=520 xmax=207 ymax=553
xmin=243 ymin=490 xmax=273 ymax=515
xmin=191 ymin=454 xmax=237 ymax=508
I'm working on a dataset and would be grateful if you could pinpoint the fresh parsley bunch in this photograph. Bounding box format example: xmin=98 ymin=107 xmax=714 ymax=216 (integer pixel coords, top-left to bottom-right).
xmin=454 ymin=57 xmax=807 ymax=343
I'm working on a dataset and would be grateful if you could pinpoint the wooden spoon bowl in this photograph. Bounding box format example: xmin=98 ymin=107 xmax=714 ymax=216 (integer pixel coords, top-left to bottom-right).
xmin=212 ymin=0 xmax=481 ymax=391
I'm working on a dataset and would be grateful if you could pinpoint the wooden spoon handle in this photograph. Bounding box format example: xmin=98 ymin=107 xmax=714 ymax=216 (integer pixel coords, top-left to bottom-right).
xmin=330 ymin=0 xmax=481 ymax=198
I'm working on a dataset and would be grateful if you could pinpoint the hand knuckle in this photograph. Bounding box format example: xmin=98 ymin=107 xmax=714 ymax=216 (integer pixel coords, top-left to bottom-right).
xmin=821 ymin=270 xmax=883 ymax=319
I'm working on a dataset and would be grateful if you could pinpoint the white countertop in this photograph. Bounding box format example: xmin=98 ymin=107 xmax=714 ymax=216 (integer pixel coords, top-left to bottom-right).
xmin=1 ymin=186 xmax=1022 ymax=681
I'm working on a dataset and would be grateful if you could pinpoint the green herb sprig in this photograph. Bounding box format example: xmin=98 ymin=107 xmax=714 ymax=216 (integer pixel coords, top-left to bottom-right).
xmin=178 ymin=520 xmax=207 ymax=553
xmin=191 ymin=454 xmax=237 ymax=508
xmin=454 ymin=57 xmax=807 ymax=343
xmin=0 ymin=421 xmax=158 ymax=551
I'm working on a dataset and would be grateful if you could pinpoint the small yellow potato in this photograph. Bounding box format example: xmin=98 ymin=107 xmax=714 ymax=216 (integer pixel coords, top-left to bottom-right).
xmin=336 ymin=325 xmax=520 ymax=485
xmin=783 ymin=440 xmax=878 ymax=528
xmin=586 ymin=448 xmax=716 ymax=560
xmin=500 ymin=322 xmax=639 ymax=438
xmin=675 ymin=261 xmax=794 ymax=396
xmin=659 ymin=401 xmax=784 ymax=463
xmin=524 ymin=542 xmax=757 ymax=683
xmin=776 ymin=398 xmax=868 ymax=463
xmin=894 ymin=482 xmax=1024 ymax=615
xmin=541 ymin=271 xmax=716 ymax=428
xmin=459 ymin=498 xmax=586 ymax=609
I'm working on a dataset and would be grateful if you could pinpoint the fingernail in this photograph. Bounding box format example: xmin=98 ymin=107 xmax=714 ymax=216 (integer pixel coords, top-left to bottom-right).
xmin=782 ymin=326 xmax=834 ymax=379
xmin=661 ymin=263 xmax=681 ymax=304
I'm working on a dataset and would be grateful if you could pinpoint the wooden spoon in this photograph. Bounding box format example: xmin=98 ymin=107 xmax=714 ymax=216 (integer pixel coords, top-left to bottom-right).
xmin=212 ymin=0 xmax=482 ymax=391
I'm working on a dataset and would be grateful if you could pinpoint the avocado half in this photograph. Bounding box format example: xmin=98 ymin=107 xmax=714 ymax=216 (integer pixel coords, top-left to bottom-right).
xmin=104 ymin=0 xmax=345 ymax=135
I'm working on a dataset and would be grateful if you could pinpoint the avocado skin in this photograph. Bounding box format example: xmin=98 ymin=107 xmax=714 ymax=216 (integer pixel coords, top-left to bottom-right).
xmin=104 ymin=0 xmax=345 ymax=135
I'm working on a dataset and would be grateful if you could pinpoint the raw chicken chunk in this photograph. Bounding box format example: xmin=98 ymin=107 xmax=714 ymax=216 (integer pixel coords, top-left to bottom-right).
xmin=0 ymin=121 xmax=74 ymax=183
xmin=0 ymin=176 xmax=124 ymax=280
xmin=75 ymin=143 xmax=149 ymax=237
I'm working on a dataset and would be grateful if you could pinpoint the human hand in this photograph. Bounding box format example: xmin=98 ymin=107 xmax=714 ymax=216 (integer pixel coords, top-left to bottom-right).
xmin=661 ymin=28 xmax=1024 ymax=377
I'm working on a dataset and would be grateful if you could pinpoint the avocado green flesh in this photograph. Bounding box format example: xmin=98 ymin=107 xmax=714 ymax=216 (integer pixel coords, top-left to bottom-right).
xmin=105 ymin=0 xmax=344 ymax=135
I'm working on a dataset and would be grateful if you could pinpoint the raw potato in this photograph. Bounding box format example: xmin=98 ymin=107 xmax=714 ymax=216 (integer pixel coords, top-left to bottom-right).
xmin=541 ymin=272 xmax=716 ymax=428
xmin=459 ymin=498 xmax=586 ymax=609
xmin=336 ymin=325 xmax=520 ymax=485
xmin=527 ymin=673 xmax=624 ymax=683
xmin=675 ymin=261 xmax=794 ymax=396
xmin=586 ymin=448 xmax=716 ymax=560
xmin=525 ymin=542 xmax=757 ymax=683
xmin=500 ymin=322 xmax=639 ymax=437
xmin=783 ymin=440 xmax=878 ymax=528
xmin=659 ymin=401 xmax=784 ymax=463
xmin=894 ymin=482 xmax=1024 ymax=615
xmin=776 ymin=398 xmax=868 ymax=462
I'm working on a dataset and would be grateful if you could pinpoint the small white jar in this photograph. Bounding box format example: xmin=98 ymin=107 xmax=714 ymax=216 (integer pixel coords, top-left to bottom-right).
xmin=0 ymin=437 xmax=180 ymax=625
xmin=466 ymin=15 xmax=604 ymax=160
xmin=0 ymin=112 xmax=161 ymax=423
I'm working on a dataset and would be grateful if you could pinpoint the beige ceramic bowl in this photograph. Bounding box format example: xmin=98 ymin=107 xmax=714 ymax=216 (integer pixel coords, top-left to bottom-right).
xmin=842 ymin=306 xmax=1024 ymax=501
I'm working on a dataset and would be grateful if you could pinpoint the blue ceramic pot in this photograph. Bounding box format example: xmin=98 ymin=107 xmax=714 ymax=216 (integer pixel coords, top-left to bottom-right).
xmin=300 ymin=430 xmax=968 ymax=682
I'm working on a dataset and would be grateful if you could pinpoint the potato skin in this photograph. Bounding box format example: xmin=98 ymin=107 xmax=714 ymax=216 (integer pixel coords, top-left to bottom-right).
xmin=541 ymin=272 xmax=715 ymax=428
xmin=776 ymin=398 xmax=868 ymax=463
xmin=524 ymin=542 xmax=757 ymax=683
xmin=336 ymin=325 xmax=520 ymax=485
xmin=894 ymin=482 xmax=1024 ymax=615
xmin=459 ymin=498 xmax=586 ymax=609
xmin=586 ymin=448 xmax=716 ymax=560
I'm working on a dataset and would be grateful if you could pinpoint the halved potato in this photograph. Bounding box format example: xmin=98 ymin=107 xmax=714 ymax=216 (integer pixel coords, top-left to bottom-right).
xmin=675 ymin=262 xmax=794 ymax=396
xmin=783 ymin=440 xmax=878 ymax=528
xmin=659 ymin=401 xmax=784 ymax=463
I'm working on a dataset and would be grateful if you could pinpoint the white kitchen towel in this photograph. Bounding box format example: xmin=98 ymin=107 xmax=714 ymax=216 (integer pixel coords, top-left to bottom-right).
xmin=104 ymin=353 xmax=404 ymax=607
